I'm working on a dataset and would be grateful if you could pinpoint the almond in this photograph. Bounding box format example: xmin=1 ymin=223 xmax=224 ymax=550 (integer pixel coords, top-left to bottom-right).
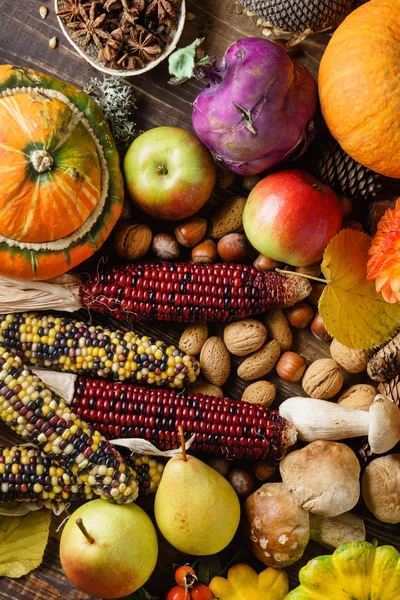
xmin=241 ymin=381 xmax=276 ymax=407
xmin=224 ymin=319 xmax=267 ymax=356
xmin=188 ymin=380 xmax=224 ymax=398
xmin=179 ymin=323 xmax=209 ymax=356
xmin=237 ymin=340 xmax=281 ymax=381
xmin=264 ymin=310 xmax=292 ymax=351
xmin=200 ymin=337 xmax=231 ymax=386
xmin=208 ymin=196 xmax=246 ymax=238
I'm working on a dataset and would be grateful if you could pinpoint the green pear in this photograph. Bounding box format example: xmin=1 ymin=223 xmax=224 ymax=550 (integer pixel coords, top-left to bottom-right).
xmin=60 ymin=499 xmax=158 ymax=599
xmin=154 ymin=446 xmax=241 ymax=555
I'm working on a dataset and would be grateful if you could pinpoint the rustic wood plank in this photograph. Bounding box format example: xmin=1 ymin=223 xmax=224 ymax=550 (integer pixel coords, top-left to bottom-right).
xmin=0 ymin=1 xmax=400 ymax=598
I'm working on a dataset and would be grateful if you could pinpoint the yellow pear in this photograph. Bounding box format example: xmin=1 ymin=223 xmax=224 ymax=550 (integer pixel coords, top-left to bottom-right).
xmin=154 ymin=433 xmax=240 ymax=555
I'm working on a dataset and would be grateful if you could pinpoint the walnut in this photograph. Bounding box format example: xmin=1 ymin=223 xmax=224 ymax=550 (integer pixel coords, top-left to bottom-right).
xmin=302 ymin=358 xmax=344 ymax=399
xmin=330 ymin=338 xmax=370 ymax=374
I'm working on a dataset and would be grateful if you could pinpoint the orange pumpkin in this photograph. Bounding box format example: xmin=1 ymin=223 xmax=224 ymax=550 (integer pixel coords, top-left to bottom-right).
xmin=318 ymin=0 xmax=400 ymax=179
xmin=0 ymin=65 xmax=124 ymax=280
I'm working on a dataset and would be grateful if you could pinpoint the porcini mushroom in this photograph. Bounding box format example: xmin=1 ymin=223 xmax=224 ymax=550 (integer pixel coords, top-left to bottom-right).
xmin=362 ymin=454 xmax=400 ymax=524
xmin=244 ymin=482 xmax=310 ymax=568
xmin=244 ymin=483 xmax=365 ymax=568
xmin=279 ymin=395 xmax=400 ymax=454
xmin=279 ymin=441 xmax=360 ymax=517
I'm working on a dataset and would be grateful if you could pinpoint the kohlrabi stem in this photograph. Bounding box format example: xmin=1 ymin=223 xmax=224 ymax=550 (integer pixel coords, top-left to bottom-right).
xmin=275 ymin=268 xmax=327 ymax=285
xmin=76 ymin=518 xmax=95 ymax=544
xmin=178 ymin=425 xmax=187 ymax=462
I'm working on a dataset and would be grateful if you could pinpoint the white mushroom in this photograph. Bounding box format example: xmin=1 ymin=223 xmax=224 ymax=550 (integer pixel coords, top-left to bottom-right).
xmin=309 ymin=512 xmax=365 ymax=548
xmin=279 ymin=395 xmax=400 ymax=454
xmin=362 ymin=454 xmax=400 ymax=524
xmin=279 ymin=440 xmax=360 ymax=517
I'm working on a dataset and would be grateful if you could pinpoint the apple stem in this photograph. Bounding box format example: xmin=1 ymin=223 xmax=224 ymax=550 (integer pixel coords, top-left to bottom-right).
xmin=178 ymin=425 xmax=187 ymax=462
xmin=76 ymin=518 xmax=95 ymax=544
xmin=275 ymin=268 xmax=327 ymax=285
xmin=156 ymin=165 xmax=168 ymax=175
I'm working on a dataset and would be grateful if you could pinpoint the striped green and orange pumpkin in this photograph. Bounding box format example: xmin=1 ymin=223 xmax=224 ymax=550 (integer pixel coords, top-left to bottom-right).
xmin=0 ymin=65 xmax=124 ymax=280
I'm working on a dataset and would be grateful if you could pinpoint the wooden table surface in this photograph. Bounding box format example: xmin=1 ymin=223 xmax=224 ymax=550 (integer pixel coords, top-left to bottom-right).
xmin=0 ymin=1 xmax=400 ymax=599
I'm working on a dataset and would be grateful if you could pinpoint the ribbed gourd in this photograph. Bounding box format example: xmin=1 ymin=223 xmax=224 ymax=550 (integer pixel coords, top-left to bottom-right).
xmin=239 ymin=0 xmax=354 ymax=45
xmin=286 ymin=542 xmax=400 ymax=600
xmin=0 ymin=65 xmax=124 ymax=280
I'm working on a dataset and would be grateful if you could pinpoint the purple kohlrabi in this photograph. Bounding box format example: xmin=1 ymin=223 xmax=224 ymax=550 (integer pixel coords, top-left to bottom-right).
xmin=191 ymin=38 xmax=317 ymax=176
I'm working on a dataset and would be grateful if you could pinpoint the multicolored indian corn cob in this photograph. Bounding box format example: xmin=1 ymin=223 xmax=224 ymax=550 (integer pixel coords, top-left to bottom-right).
xmin=0 ymin=445 xmax=164 ymax=505
xmin=81 ymin=262 xmax=312 ymax=323
xmin=69 ymin=377 xmax=297 ymax=460
xmin=0 ymin=313 xmax=199 ymax=389
xmin=0 ymin=348 xmax=138 ymax=503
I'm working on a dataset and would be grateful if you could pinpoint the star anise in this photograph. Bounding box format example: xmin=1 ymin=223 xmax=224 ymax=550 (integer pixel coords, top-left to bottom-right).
xmin=68 ymin=3 xmax=111 ymax=52
xmin=98 ymin=31 xmax=122 ymax=62
xmin=103 ymin=0 xmax=122 ymax=10
xmin=119 ymin=0 xmax=144 ymax=31
xmin=57 ymin=0 xmax=86 ymax=23
xmin=145 ymin=0 xmax=177 ymax=29
xmin=117 ymin=53 xmax=146 ymax=70
xmin=125 ymin=25 xmax=162 ymax=62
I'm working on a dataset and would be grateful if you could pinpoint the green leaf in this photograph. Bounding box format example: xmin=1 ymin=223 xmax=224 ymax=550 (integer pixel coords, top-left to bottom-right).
xmin=198 ymin=555 xmax=221 ymax=585
xmin=168 ymin=38 xmax=207 ymax=82
xmin=0 ymin=509 xmax=51 ymax=578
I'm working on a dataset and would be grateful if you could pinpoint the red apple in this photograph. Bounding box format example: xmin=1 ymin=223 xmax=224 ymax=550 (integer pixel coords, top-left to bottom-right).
xmin=123 ymin=127 xmax=217 ymax=220
xmin=243 ymin=170 xmax=343 ymax=266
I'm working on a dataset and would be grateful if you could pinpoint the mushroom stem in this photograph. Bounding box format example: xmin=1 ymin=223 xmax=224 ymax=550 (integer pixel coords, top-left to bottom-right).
xmin=309 ymin=512 xmax=366 ymax=548
xmin=279 ymin=396 xmax=400 ymax=455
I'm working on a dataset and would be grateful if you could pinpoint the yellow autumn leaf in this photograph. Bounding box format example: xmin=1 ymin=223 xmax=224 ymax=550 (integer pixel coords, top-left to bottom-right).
xmin=319 ymin=230 xmax=400 ymax=350
xmin=0 ymin=509 xmax=51 ymax=578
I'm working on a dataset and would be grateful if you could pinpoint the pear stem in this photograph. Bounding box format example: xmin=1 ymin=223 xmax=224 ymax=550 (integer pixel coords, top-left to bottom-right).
xmin=275 ymin=267 xmax=327 ymax=285
xmin=76 ymin=518 xmax=95 ymax=544
xmin=178 ymin=425 xmax=187 ymax=462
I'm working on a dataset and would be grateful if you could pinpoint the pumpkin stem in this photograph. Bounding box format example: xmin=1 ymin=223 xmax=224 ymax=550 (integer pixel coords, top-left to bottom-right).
xmin=30 ymin=149 xmax=54 ymax=173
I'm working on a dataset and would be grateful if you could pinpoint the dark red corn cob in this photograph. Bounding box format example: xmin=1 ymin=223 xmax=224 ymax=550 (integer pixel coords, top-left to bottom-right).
xmin=81 ymin=262 xmax=311 ymax=323
xmin=70 ymin=378 xmax=297 ymax=460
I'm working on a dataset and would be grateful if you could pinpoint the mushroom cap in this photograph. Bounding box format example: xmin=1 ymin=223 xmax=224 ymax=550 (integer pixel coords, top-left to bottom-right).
xmin=362 ymin=454 xmax=400 ymax=524
xmin=244 ymin=482 xmax=309 ymax=568
xmin=280 ymin=440 xmax=360 ymax=517
xmin=368 ymin=395 xmax=400 ymax=454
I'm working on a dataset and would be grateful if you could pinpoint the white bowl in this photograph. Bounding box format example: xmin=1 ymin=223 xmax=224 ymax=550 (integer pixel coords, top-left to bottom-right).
xmin=55 ymin=0 xmax=186 ymax=77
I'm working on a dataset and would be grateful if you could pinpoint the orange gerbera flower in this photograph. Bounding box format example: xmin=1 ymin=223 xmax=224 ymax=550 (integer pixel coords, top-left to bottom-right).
xmin=367 ymin=198 xmax=400 ymax=303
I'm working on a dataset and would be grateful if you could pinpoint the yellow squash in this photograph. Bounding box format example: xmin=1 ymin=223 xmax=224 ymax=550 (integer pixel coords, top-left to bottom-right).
xmin=209 ymin=563 xmax=289 ymax=600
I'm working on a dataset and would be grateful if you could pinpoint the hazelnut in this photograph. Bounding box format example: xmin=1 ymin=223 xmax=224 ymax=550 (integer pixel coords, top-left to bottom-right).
xmin=174 ymin=217 xmax=207 ymax=248
xmin=330 ymin=338 xmax=369 ymax=374
xmin=217 ymin=233 xmax=247 ymax=262
xmin=242 ymin=174 xmax=261 ymax=192
xmin=295 ymin=263 xmax=321 ymax=278
xmin=343 ymin=220 xmax=364 ymax=231
xmin=339 ymin=196 xmax=353 ymax=218
xmin=311 ymin=312 xmax=332 ymax=341
xmin=207 ymin=456 xmax=230 ymax=476
xmin=302 ymin=358 xmax=344 ymax=399
xmin=253 ymin=458 xmax=278 ymax=481
xmin=276 ymin=352 xmax=307 ymax=382
xmin=285 ymin=302 xmax=314 ymax=329
xmin=152 ymin=233 xmax=180 ymax=260
xmin=113 ymin=222 xmax=152 ymax=260
xmin=308 ymin=283 xmax=325 ymax=306
xmin=192 ymin=238 xmax=217 ymax=263
xmin=227 ymin=468 xmax=255 ymax=497
xmin=253 ymin=254 xmax=279 ymax=271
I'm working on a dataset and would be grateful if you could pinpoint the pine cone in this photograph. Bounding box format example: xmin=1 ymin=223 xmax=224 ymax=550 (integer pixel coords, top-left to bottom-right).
xmin=367 ymin=332 xmax=400 ymax=382
xmin=378 ymin=375 xmax=400 ymax=406
xmin=240 ymin=0 xmax=353 ymax=44
xmin=310 ymin=139 xmax=382 ymax=201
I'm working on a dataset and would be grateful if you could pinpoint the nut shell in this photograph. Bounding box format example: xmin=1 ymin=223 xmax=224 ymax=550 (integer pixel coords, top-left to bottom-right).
xmin=114 ymin=222 xmax=152 ymax=260
xmin=200 ymin=337 xmax=231 ymax=386
xmin=208 ymin=196 xmax=246 ymax=238
xmin=191 ymin=239 xmax=217 ymax=264
xmin=152 ymin=233 xmax=180 ymax=260
xmin=174 ymin=217 xmax=207 ymax=247
xmin=265 ymin=309 xmax=292 ymax=351
xmin=253 ymin=255 xmax=279 ymax=271
xmin=244 ymin=482 xmax=310 ymax=568
xmin=241 ymin=381 xmax=276 ymax=407
xmin=276 ymin=352 xmax=306 ymax=383
xmin=217 ymin=233 xmax=248 ymax=262
xmin=237 ymin=340 xmax=281 ymax=381
xmin=338 ymin=384 xmax=376 ymax=411
xmin=223 ymin=319 xmax=267 ymax=356
xmin=179 ymin=323 xmax=209 ymax=356
xmin=330 ymin=338 xmax=369 ymax=374
xmin=302 ymin=358 xmax=344 ymax=399
xmin=188 ymin=380 xmax=224 ymax=398
xmin=285 ymin=302 xmax=314 ymax=329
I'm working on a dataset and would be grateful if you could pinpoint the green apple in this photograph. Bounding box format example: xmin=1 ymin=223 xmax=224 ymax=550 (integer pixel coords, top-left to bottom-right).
xmin=60 ymin=500 xmax=158 ymax=599
xmin=123 ymin=126 xmax=217 ymax=220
